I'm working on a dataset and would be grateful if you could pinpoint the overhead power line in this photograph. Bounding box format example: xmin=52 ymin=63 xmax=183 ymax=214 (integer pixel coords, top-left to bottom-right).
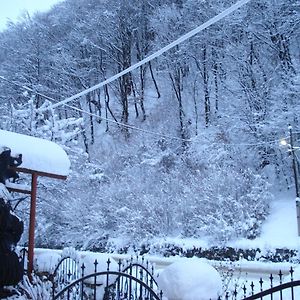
xmin=39 ymin=0 xmax=251 ymax=113
xmin=0 ymin=75 xmax=191 ymax=142
xmin=1 ymin=0 xmax=258 ymax=144
xmin=0 ymin=76 xmax=291 ymax=147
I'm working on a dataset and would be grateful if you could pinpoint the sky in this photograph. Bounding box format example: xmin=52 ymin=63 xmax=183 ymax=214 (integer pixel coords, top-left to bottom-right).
xmin=0 ymin=0 xmax=63 ymax=31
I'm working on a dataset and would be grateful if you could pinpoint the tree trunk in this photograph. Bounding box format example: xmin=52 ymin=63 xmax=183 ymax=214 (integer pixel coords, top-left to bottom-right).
xmin=203 ymin=46 xmax=210 ymax=127
xmin=169 ymin=69 xmax=185 ymax=143
xmin=149 ymin=62 xmax=161 ymax=99
xmin=86 ymin=93 xmax=94 ymax=144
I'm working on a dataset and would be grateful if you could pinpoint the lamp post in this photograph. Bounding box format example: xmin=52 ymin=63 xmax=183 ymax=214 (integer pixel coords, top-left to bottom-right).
xmin=289 ymin=126 xmax=300 ymax=198
xmin=281 ymin=126 xmax=300 ymax=236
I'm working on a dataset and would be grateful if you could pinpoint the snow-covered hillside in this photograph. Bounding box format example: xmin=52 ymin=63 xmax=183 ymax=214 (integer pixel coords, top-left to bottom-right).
xmin=0 ymin=0 xmax=299 ymax=254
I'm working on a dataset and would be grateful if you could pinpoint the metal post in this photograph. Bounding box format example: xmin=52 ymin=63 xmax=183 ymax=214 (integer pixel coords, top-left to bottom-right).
xmin=289 ymin=127 xmax=300 ymax=236
xmin=290 ymin=127 xmax=300 ymax=197
xmin=296 ymin=201 xmax=300 ymax=237
xmin=28 ymin=173 xmax=38 ymax=277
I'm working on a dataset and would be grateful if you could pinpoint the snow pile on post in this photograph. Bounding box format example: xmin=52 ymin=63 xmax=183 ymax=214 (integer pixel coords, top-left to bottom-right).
xmin=157 ymin=258 xmax=222 ymax=300
xmin=0 ymin=130 xmax=70 ymax=176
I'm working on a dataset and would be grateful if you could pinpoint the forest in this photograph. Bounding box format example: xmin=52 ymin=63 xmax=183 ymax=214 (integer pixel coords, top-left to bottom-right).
xmin=0 ymin=0 xmax=299 ymax=251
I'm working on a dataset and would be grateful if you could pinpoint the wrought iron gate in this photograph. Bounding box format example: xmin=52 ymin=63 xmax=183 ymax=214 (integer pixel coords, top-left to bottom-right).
xmin=51 ymin=257 xmax=162 ymax=300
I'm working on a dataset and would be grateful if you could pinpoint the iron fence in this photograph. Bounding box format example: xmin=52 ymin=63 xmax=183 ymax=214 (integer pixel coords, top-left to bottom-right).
xmin=242 ymin=280 xmax=300 ymax=300
xmin=35 ymin=253 xmax=300 ymax=300
xmin=51 ymin=256 xmax=162 ymax=300
xmin=49 ymin=256 xmax=80 ymax=299
xmin=18 ymin=247 xmax=28 ymax=274
xmin=221 ymin=266 xmax=300 ymax=300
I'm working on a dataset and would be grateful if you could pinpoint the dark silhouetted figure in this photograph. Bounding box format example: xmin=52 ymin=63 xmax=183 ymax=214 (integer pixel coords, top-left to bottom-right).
xmin=0 ymin=199 xmax=24 ymax=296
xmin=0 ymin=148 xmax=22 ymax=184
xmin=0 ymin=148 xmax=24 ymax=297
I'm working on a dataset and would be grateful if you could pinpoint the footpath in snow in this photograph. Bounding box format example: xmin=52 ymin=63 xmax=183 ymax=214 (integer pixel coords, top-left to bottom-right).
xmin=232 ymin=192 xmax=300 ymax=251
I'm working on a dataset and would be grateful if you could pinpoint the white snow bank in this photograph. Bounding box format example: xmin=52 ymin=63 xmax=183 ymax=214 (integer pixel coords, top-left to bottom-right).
xmin=33 ymin=248 xmax=119 ymax=288
xmin=34 ymin=251 xmax=61 ymax=273
xmin=0 ymin=130 xmax=70 ymax=176
xmin=157 ymin=258 xmax=222 ymax=300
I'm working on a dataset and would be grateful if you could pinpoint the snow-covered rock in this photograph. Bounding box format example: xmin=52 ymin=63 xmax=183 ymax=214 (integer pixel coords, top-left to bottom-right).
xmin=157 ymin=258 xmax=222 ymax=300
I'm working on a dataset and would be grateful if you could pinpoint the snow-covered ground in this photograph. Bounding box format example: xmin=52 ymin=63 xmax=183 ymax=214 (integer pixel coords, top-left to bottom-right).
xmin=5 ymin=192 xmax=300 ymax=300
xmin=33 ymin=191 xmax=300 ymax=275
xmin=150 ymin=191 xmax=300 ymax=252
xmin=232 ymin=192 xmax=300 ymax=250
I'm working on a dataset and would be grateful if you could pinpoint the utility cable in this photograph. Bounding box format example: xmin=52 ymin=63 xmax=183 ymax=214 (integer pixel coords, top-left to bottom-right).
xmin=38 ymin=0 xmax=252 ymax=113
xmin=0 ymin=76 xmax=191 ymax=142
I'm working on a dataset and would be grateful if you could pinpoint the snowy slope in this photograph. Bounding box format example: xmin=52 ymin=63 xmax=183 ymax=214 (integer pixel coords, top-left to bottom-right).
xmin=146 ymin=192 xmax=300 ymax=254
xmin=232 ymin=192 xmax=300 ymax=250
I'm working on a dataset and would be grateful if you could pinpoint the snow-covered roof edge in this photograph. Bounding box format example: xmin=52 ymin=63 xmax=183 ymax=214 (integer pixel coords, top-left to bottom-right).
xmin=0 ymin=130 xmax=70 ymax=177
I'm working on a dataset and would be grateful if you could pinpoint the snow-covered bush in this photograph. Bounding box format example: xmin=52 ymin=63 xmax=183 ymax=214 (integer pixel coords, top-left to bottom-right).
xmin=31 ymin=127 xmax=273 ymax=250
xmin=182 ymin=133 xmax=273 ymax=243
xmin=16 ymin=275 xmax=52 ymax=300
xmin=11 ymin=98 xmax=83 ymax=145
xmin=184 ymin=167 xmax=272 ymax=242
